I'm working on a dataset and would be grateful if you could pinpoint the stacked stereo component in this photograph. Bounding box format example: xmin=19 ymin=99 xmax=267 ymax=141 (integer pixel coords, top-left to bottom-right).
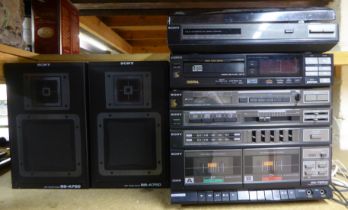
xmin=168 ymin=8 xmax=338 ymax=204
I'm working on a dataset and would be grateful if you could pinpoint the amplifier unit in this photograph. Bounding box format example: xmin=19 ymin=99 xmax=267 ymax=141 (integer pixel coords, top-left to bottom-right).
xmin=170 ymin=127 xmax=331 ymax=148
xmin=170 ymin=146 xmax=332 ymax=204
xmin=170 ymin=88 xmax=331 ymax=109
xmin=168 ymin=8 xmax=338 ymax=53
xmin=170 ymin=108 xmax=331 ymax=128
xmin=170 ymin=53 xmax=333 ymax=88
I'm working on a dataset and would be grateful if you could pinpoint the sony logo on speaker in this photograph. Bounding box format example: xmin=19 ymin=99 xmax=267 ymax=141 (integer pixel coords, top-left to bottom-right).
xmin=120 ymin=62 xmax=134 ymax=66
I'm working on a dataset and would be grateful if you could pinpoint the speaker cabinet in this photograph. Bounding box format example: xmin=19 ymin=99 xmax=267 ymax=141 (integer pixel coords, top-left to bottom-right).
xmin=88 ymin=61 xmax=169 ymax=188
xmin=5 ymin=63 xmax=89 ymax=188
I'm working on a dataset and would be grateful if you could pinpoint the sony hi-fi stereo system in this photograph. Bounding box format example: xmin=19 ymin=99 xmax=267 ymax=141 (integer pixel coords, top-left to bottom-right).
xmin=168 ymin=8 xmax=336 ymax=205
xmin=170 ymin=54 xmax=333 ymax=88
xmin=167 ymin=8 xmax=338 ymax=53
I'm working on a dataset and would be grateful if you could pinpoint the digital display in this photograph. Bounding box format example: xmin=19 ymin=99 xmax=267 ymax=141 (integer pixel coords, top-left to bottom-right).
xmin=259 ymin=57 xmax=300 ymax=76
xmin=183 ymin=28 xmax=241 ymax=35
xmin=183 ymin=62 xmax=245 ymax=75
xmin=184 ymin=150 xmax=242 ymax=185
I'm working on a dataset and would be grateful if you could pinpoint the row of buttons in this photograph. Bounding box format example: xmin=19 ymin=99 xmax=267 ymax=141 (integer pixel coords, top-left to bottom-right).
xmin=305 ymin=57 xmax=332 ymax=65
xmin=305 ymin=57 xmax=332 ymax=78
xmin=239 ymin=97 xmax=291 ymax=103
xmin=304 ymin=94 xmax=329 ymax=102
xmin=189 ymin=113 xmax=237 ymax=123
xmin=185 ymin=137 xmax=240 ymax=142
xmin=185 ymin=133 xmax=240 ymax=138
xmin=171 ymin=188 xmax=330 ymax=203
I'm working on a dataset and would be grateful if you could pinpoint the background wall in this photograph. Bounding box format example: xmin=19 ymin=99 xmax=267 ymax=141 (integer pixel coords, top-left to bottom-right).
xmin=0 ymin=0 xmax=24 ymax=49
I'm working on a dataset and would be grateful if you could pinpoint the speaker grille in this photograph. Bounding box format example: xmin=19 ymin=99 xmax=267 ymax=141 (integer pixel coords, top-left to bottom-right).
xmin=97 ymin=112 xmax=162 ymax=176
xmin=16 ymin=114 xmax=82 ymax=177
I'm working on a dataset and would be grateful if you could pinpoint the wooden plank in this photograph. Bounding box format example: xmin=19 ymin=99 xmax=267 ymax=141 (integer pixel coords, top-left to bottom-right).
xmin=100 ymin=15 xmax=167 ymax=27
xmin=116 ymin=30 xmax=167 ymax=40
xmin=331 ymin=52 xmax=348 ymax=66
xmin=128 ymin=39 xmax=167 ymax=46
xmin=132 ymin=46 xmax=170 ymax=53
xmin=0 ymin=44 xmax=38 ymax=59
xmin=79 ymin=16 xmax=133 ymax=53
xmin=110 ymin=25 xmax=167 ymax=31
xmin=34 ymin=53 xmax=170 ymax=62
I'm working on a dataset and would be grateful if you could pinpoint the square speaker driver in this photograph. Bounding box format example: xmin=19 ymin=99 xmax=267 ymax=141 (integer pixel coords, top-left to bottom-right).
xmin=23 ymin=74 xmax=70 ymax=110
xmin=105 ymin=72 xmax=151 ymax=109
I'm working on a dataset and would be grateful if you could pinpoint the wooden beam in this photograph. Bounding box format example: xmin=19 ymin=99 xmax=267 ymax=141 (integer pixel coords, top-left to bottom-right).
xmin=100 ymin=15 xmax=167 ymax=27
xmin=0 ymin=44 xmax=38 ymax=59
xmin=79 ymin=16 xmax=133 ymax=53
xmin=128 ymin=39 xmax=167 ymax=46
xmin=116 ymin=30 xmax=167 ymax=40
xmin=110 ymin=25 xmax=166 ymax=31
xmin=132 ymin=46 xmax=170 ymax=53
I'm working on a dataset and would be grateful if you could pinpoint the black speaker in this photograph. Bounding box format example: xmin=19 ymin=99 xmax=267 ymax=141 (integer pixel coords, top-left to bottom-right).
xmin=88 ymin=61 xmax=169 ymax=188
xmin=5 ymin=63 xmax=89 ymax=189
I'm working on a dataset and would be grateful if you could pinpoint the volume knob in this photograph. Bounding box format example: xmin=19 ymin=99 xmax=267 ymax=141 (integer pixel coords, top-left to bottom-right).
xmin=294 ymin=93 xmax=301 ymax=102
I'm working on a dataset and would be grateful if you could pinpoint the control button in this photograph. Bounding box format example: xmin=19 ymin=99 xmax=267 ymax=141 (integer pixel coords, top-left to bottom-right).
xmin=305 ymin=57 xmax=319 ymax=65
xmin=319 ymin=72 xmax=331 ymax=76
xmin=171 ymin=192 xmax=198 ymax=203
xmin=320 ymin=78 xmax=331 ymax=84
xmin=280 ymin=190 xmax=289 ymax=200
xmin=318 ymin=57 xmax=332 ymax=65
xmin=189 ymin=113 xmax=201 ymax=123
xmin=305 ymin=78 xmax=319 ymax=84
xmin=230 ymin=191 xmax=238 ymax=201
xmin=202 ymin=114 xmax=212 ymax=123
xmin=295 ymin=189 xmax=307 ymax=199
xmin=224 ymin=114 xmax=237 ymax=122
xmin=265 ymin=79 xmax=273 ymax=85
xmin=206 ymin=192 xmax=214 ymax=202
xmin=306 ymin=72 xmax=319 ymax=76
xmin=248 ymin=68 xmax=257 ymax=75
xmin=222 ymin=192 xmax=230 ymax=202
xmin=294 ymin=94 xmax=301 ymax=102
xmin=305 ymin=94 xmax=317 ymax=102
xmin=257 ymin=191 xmax=265 ymax=200
xmin=214 ymin=192 xmax=222 ymax=202
xmin=306 ymin=66 xmax=319 ymax=71
xmin=288 ymin=190 xmax=296 ymax=199
xmin=248 ymin=61 xmax=258 ymax=68
xmin=249 ymin=191 xmax=257 ymax=201
xmin=285 ymin=28 xmax=294 ymax=34
xmin=272 ymin=190 xmax=281 ymax=201
xmin=317 ymin=94 xmax=329 ymax=101
xmin=198 ymin=192 xmax=206 ymax=202
xmin=239 ymin=97 xmax=248 ymax=103
xmin=293 ymin=78 xmax=302 ymax=83
xmin=247 ymin=78 xmax=258 ymax=84
xmin=319 ymin=66 xmax=332 ymax=71
xmin=213 ymin=114 xmax=225 ymax=122
xmin=265 ymin=190 xmax=273 ymax=200
xmin=238 ymin=191 xmax=249 ymax=201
